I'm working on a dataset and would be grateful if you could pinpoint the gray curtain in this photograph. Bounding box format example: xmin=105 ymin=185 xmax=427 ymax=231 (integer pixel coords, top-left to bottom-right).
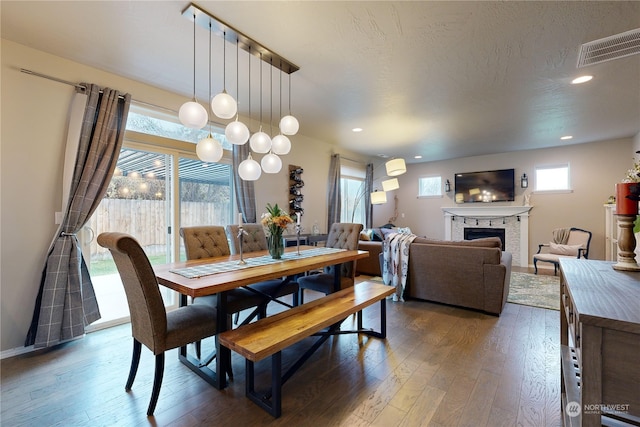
xmin=232 ymin=143 xmax=257 ymax=223
xmin=26 ymin=84 xmax=131 ymax=348
xmin=327 ymin=154 xmax=341 ymax=231
xmin=364 ymin=163 xmax=373 ymax=228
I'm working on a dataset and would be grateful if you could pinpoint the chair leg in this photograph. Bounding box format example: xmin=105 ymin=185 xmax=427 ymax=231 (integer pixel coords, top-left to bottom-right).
xmin=125 ymin=339 xmax=142 ymax=391
xmin=147 ymin=353 xmax=165 ymax=416
xmin=534 ymin=259 xmax=538 ymax=274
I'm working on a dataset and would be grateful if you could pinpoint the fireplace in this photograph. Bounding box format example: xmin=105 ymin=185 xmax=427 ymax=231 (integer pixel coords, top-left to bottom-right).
xmin=464 ymin=227 xmax=506 ymax=250
xmin=442 ymin=206 xmax=533 ymax=267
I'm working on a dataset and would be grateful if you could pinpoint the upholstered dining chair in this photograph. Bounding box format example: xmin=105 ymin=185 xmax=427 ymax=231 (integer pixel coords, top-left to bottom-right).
xmin=226 ymin=223 xmax=299 ymax=313
xmin=297 ymin=222 xmax=363 ymax=302
xmin=97 ymin=232 xmax=218 ymax=416
xmin=533 ymin=227 xmax=592 ymax=275
xmin=179 ymin=226 xmax=265 ymax=327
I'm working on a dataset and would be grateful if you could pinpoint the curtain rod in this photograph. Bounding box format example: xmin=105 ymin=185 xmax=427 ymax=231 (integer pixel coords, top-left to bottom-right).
xmin=20 ymin=68 xmax=178 ymax=115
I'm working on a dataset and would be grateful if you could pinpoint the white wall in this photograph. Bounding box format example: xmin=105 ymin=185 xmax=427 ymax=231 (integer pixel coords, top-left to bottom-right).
xmin=372 ymin=138 xmax=634 ymax=263
xmin=0 ymin=40 xmax=367 ymax=353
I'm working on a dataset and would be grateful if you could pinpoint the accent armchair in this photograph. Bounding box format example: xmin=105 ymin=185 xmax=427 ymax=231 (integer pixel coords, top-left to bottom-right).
xmin=533 ymin=227 xmax=592 ymax=275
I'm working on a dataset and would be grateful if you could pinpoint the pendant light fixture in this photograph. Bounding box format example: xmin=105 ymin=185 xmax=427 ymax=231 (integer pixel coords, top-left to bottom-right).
xmin=271 ymin=67 xmax=291 ymax=155
xmin=249 ymin=54 xmax=272 ymax=153
xmin=261 ymin=60 xmax=282 ymax=173
xmin=279 ymin=72 xmax=299 ymax=135
xmin=225 ymin=39 xmax=249 ymax=144
xmin=196 ymin=20 xmax=223 ymax=163
xmin=211 ymin=31 xmax=237 ymax=119
xmin=179 ymin=13 xmax=208 ymax=129
xmin=238 ymin=152 xmax=262 ymax=181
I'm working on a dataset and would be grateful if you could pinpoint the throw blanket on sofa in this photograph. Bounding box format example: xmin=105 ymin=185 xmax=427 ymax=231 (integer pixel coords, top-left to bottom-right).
xmin=382 ymin=232 xmax=417 ymax=301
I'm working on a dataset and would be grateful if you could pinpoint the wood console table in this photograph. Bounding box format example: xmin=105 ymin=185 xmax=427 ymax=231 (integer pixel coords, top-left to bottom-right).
xmin=559 ymin=259 xmax=640 ymax=426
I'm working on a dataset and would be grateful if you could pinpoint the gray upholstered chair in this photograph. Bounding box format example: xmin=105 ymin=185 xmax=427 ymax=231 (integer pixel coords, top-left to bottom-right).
xmin=533 ymin=227 xmax=592 ymax=275
xmin=297 ymin=222 xmax=363 ymax=302
xmin=226 ymin=223 xmax=299 ymax=311
xmin=97 ymin=232 xmax=218 ymax=416
xmin=179 ymin=226 xmax=265 ymax=323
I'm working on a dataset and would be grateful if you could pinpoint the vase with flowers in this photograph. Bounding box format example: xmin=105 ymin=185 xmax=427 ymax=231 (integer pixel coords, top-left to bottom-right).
xmin=261 ymin=203 xmax=293 ymax=259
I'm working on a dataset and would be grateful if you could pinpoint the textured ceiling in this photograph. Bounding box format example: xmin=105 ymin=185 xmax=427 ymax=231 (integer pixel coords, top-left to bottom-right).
xmin=2 ymin=1 xmax=639 ymax=163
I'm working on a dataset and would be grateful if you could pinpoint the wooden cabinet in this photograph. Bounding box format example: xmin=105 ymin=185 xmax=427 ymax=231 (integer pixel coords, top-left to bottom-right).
xmin=560 ymin=259 xmax=640 ymax=426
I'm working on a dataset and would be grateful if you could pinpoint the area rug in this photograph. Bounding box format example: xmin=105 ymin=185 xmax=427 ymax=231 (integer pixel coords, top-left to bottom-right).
xmin=365 ymin=272 xmax=560 ymax=310
xmin=507 ymin=271 xmax=560 ymax=310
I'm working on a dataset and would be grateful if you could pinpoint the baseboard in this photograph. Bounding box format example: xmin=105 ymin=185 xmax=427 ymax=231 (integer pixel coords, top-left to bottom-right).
xmin=1 ymin=345 xmax=35 ymax=359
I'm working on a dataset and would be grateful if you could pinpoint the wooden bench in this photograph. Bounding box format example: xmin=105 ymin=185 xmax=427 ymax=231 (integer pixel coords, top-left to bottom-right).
xmin=218 ymin=281 xmax=395 ymax=417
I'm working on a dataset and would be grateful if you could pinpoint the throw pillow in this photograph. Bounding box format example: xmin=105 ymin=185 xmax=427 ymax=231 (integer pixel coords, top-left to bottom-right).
xmin=371 ymin=228 xmax=384 ymax=241
xmin=396 ymin=227 xmax=412 ymax=234
xmin=360 ymin=230 xmax=371 ymax=241
xmin=549 ymin=242 xmax=582 ymax=256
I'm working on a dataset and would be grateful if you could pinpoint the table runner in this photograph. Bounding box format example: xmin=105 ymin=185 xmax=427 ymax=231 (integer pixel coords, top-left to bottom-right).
xmin=170 ymin=247 xmax=346 ymax=279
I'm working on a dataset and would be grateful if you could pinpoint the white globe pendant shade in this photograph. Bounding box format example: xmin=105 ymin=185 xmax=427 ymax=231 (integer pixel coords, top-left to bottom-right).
xmin=261 ymin=152 xmax=282 ymax=173
xmin=279 ymin=115 xmax=299 ymax=135
xmin=196 ymin=134 xmax=223 ymax=162
xmin=179 ymin=101 xmax=208 ymax=129
xmin=225 ymin=119 xmax=250 ymax=145
xmin=249 ymin=129 xmax=272 ymax=153
xmin=211 ymin=91 xmax=237 ymax=119
xmin=271 ymin=134 xmax=291 ymax=155
xmin=238 ymin=154 xmax=262 ymax=181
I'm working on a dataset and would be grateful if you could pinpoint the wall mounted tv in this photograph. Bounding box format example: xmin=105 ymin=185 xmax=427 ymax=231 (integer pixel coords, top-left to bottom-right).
xmin=454 ymin=168 xmax=515 ymax=203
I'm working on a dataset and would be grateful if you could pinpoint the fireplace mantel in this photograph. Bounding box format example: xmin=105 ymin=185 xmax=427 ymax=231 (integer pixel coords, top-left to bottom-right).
xmin=442 ymin=206 xmax=533 ymax=218
xmin=442 ymin=205 xmax=533 ymax=267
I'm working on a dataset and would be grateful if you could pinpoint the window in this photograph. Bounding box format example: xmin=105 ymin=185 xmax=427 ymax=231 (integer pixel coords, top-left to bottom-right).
xmin=340 ymin=162 xmax=366 ymax=225
xmin=418 ymin=175 xmax=442 ymax=198
xmin=83 ymin=105 xmax=235 ymax=329
xmin=535 ymin=164 xmax=570 ymax=192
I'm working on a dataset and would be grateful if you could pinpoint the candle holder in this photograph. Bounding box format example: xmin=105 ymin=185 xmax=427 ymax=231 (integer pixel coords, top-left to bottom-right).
xmin=613 ymin=214 xmax=640 ymax=271
xmin=295 ymin=224 xmax=302 ymax=256
xmin=237 ymin=226 xmax=248 ymax=265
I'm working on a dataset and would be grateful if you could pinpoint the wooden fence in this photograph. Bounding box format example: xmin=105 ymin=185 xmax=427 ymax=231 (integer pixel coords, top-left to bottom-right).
xmin=88 ymin=199 xmax=230 ymax=259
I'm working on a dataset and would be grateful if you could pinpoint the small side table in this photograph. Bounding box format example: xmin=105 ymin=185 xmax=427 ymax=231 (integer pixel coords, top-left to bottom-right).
xmin=307 ymin=234 xmax=328 ymax=247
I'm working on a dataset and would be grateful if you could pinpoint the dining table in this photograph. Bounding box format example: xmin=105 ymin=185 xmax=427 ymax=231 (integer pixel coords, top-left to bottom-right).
xmin=153 ymin=245 xmax=370 ymax=389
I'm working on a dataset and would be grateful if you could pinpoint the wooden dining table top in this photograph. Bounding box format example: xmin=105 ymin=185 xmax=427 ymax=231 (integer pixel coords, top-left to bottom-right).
xmin=154 ymin=245 xmax=369 ymax=298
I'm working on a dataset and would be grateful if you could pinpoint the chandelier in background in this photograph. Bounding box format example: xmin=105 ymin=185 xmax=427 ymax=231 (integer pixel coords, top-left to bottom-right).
xmin=179 ymin=4 xmax=300 ymax=180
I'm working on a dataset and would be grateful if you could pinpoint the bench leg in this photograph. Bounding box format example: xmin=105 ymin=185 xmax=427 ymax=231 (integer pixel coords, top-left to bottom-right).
xmin=246 ymin=352 xmax=282 ymax=418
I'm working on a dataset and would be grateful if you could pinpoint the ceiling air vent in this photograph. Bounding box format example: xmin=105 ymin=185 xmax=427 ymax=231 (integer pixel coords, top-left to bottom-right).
xmin=577 ymin=28 xmax=640 ymax=68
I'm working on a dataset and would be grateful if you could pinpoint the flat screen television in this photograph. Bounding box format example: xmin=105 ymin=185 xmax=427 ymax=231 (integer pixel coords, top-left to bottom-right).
xmin=454 ymin=168 xmax=515 ymax=203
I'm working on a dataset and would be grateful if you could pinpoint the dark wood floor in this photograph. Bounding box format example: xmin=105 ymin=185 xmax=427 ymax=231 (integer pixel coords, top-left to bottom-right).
xmin=1 ymin=269 xmax=560 ymax=427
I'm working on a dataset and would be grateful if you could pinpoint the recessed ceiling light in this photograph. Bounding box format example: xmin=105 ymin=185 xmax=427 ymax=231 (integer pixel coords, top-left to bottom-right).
xmin=352 ymin=127 xmax=363 ymax=132
xmin=377 ymin=154 xmax=389 ymax=158
xmin=414 ymin=155 xmax=422 ymax=159
xmin=571 ymin=75 xmax=593 ymax=84
xmin=561 ymin=135 xmax=573 ymax=140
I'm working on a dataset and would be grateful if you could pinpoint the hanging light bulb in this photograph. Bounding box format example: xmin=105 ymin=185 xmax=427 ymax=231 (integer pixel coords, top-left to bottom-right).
xmin=225 ymin=116 xmax=250 ymax=145
xmin=179 ymin=13 xmax=208 ymax=129
xmin=196 ymin=134 xmax=223 ymax=162
xmin=211 ymin=31 xmax=237 ymax=119
xmin=238 ymin=152 xmax=262 ymax=181
xmin=224 ymin=39 xmax=249 ymax=144
xmin=271 ymin=134 xmax=291 ymax=155
xmin=249 ymin=126 xmax=271 ymax=153
xmin=249 ymin=55 xmax=271 ymax=153
xmin=261 ymin=151 xmax=282 ymax=173
xmin=196 ymin=20 xmax=222 ymax=163
xmin=279 ymin=72 xmax=298 ymax=135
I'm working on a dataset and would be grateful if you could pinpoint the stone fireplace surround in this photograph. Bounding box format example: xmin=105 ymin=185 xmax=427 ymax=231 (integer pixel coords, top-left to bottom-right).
xmin=442 ymin=206 xmax=533 ymax=267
